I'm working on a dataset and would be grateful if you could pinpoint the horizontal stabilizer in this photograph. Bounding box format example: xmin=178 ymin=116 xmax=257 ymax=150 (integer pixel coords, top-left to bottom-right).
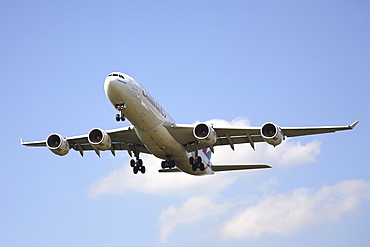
xmin=212 ymin=164 xmax=271 ymax=172
xmin=158 ymin=164 xmax=271 ymax=173
xmin=158 ymin=168 xmax=182 ymax=173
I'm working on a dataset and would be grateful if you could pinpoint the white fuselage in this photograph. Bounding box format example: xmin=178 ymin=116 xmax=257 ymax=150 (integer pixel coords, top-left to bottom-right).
xmin=104 ymin=73 xmax=213 ymax=175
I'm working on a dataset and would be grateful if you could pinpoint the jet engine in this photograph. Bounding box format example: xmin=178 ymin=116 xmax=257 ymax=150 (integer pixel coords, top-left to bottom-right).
xmin=193 ymin=123 xmax=217 ymax=146
xmin=88 ymin=128 xmax=112 ymax=150
xmin=46 ymin=133 xmax=70 ymax=156
xmin=261 ymin=122 xmax=284 ymax=147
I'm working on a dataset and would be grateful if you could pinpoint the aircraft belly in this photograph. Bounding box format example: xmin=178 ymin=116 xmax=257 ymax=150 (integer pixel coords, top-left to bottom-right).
xmin=135 ymin=124 xmax=187 ymax=159
xmin=135 ymin=126 xmax=213 ymax=176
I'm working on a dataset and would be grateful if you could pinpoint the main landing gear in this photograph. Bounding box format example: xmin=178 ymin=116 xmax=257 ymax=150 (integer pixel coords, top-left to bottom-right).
xmin=189 ymin=142 xmax=205 ymax=172
xmin=115 ymin=103 xmax=126 ymax=122
xmin=130 ymin=158 xmax=145 ymax=174
xmin=130 ymin=144 xmax=145 ymax=174
xmin=189 ymin=155 xmax=205 ymax=172
xmin=161 ymin=156 xmax=176 ymax=169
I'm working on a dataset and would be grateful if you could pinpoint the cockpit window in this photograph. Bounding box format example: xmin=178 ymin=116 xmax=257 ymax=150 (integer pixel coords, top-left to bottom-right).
xmin=108 ymin=73 xmax=125 ymax=79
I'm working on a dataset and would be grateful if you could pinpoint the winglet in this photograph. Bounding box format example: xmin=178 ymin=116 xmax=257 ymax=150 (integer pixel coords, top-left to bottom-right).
xmin=349 ymin=120 xmax=359 ymax=129
xmin=20 ymin=138 xmax=24 ymax=144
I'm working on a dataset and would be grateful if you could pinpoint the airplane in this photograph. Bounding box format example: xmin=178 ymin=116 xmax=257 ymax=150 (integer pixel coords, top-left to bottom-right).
xmin=21 ymin=72 xmax=359 ymax=176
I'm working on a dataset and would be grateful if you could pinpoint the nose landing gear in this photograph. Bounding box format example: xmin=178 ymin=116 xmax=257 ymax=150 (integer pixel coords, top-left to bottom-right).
xmin=115 ymin=103 xmax=126 ymax=121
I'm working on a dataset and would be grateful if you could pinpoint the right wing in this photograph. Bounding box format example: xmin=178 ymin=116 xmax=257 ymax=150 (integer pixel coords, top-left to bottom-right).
xmin=164 ymin=120 xmax=359 ymax=151
xmin=21 ymin=126 xmax=149 ymax=156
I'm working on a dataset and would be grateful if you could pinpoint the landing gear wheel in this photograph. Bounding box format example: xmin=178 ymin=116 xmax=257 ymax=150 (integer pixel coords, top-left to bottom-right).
xmin=140 ymin=166 xmax=146 ymax=174
xmin=130 ymin=159 xmax=136 ymax=167
xmin=199 ymin=163 xmax=205 ymax=171
xmin=197 ymin=156 xmax=202 ymax=164
xmin=189 ymin=157 xmax=194 ymax=165
xmin=133 ymin=166 xmax=139 ymax=174
xmin=192 ymin=164 xmax=198 ymax=172
xmin=115 ymin=103 xmax=126 ymax=122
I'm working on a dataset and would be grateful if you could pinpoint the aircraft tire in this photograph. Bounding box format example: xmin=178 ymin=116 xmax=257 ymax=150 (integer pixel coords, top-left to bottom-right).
xmin=199 ymin=163 xmax=205 ymax=171
xmin=137 ymin=159 xmax=143 ymax=167
xmin=141 ymin=166 xmax=146 ymax=174
xmin=192 ymin=164 xmax=197 ymax=172
xmin=189 ymin=157 xmax=194 ymax=165
xmin=133 ymin=166 xmax=139 ymax=174
xmin=130 ymin=159 xmax=136 ymax=167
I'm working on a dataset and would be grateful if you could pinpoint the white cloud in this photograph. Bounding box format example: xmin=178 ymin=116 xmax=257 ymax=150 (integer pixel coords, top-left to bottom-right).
xmin=217 ymin=179 xmax=370 ymax=240
xmin=212 ymin=139 xmax=321 ymax=169
xmin=156 ymin=179 xmax=370 ymax=243
xmin=158 ymin=195 xmax=232 ymax=243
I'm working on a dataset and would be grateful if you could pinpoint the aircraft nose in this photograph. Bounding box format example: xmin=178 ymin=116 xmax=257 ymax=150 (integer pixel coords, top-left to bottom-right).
xmin=104 ymin=77 xmax=120 ymax=99
xmin=104 ymin=76 xmax=120 ymax=94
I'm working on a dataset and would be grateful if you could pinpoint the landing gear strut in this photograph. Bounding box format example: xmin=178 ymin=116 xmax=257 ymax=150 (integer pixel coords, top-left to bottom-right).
xmin=115 ymin=103 xmax=126 ymax=122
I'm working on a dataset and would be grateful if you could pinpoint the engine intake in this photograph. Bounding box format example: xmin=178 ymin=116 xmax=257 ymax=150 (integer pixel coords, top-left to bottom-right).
xmin=261 ymin=122 xmax=284 ymax=146
xmin=193 ymin=123 xmax=217 ymax=146
xmin=88 ymin=128 xmax=112 ymax=150
xmin=46 ymin=133 xmax=70 ymax=156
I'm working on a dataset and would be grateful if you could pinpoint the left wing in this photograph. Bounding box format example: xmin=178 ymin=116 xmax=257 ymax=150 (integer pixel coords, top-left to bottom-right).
xmin=164 ymin=120 xmax=359 ymax=151
xmin=21 ymin=126 xmax=149 ymax=156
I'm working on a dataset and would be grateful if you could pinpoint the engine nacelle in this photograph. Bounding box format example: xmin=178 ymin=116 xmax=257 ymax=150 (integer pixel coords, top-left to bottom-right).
xmin=261 ymin=122 xmax=284 ymax=147
xmin=46 ymin=133 xmax=70 ymax=156
xmin=193 ymin=123 xmax=217 ymax=146
xmin=88 ymin=128 xmax=112 ymax=151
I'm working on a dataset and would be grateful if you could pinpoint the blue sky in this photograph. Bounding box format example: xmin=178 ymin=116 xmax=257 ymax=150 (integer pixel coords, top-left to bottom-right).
xmin=1 ymin=1 xmax=369 ymax=246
